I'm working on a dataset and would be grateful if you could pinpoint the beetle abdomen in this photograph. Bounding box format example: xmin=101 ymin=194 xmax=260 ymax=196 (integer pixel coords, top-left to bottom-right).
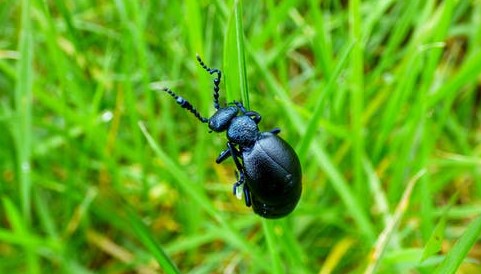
xmin=243 ymin=132 xmax=302 ymax=218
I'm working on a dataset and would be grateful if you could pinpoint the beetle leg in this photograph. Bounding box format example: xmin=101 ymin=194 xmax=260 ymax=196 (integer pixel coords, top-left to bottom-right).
xmin=229 ymin=145 xmax=252 ymax=207
xmin=218 ymin=143 xmax=252 ymax=207
xmin=233 ymin=101 xmax=247 ymax=113
xmin=233 ymin=171 xmax=244 ymax=197
xmin=216 ymin=142 xmax=251 ymax=206
xmin=245 ymin=111 xmax=261 ymax=124
xmin=216 ymin=141 xmax=242 ymax=163
xmin=233 ymin=171 xmax=251 ymax=207
xmin=243 ymin=183 xmax=252 ymax=207
xmin=217 ymin=142 xmax=244 ymax=168
xmin=226 ymin=142 xmax=245 ymax=172
xmin=233 ymin=101 xmax=262 ymax=124
xmin=233 ymin=184 xmax=239 ymax=196
xmin=269 ymin=128 xmax=281 ymax=135
xmin=216 ymin=147 xmax=231 ymax=164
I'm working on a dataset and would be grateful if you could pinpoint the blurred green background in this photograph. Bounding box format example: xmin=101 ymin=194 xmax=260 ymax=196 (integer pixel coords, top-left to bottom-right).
xmin=1 ymin=0 xmax=481 ymax=273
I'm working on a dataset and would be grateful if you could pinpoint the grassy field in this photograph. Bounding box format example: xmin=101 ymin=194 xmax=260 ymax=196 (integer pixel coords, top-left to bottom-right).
xmin=1 ymin=0 xmax=481 ymax=273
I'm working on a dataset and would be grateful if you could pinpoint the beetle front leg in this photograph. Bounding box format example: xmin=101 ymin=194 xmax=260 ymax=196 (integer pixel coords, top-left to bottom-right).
xmin=246 ymin=111 xmax=261 ymax=124
xmin=233 ymin=101 xmax=262 ymax=124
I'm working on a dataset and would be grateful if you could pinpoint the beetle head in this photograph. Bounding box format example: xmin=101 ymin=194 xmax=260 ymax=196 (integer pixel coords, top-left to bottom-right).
xmin=208 ymin=106 xmax=238 ymax=132
xmin=227 ymin=115 xmax=259 ymax=147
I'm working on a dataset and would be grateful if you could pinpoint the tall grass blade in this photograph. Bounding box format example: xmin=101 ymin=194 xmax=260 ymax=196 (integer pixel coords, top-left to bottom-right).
xmin=223 ymin=0 xmax=249 ymax=107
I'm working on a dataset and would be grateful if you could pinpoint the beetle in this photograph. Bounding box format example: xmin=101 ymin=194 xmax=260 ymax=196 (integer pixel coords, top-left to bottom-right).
xmin=162 ymin=55 xmax=302 ymax=218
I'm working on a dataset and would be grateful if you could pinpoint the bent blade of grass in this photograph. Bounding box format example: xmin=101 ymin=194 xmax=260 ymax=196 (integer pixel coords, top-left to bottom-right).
xmin=364 ymin=169 xmax=426 ymax=274
xmin=363 ymin=157 xmax=391 ymax=227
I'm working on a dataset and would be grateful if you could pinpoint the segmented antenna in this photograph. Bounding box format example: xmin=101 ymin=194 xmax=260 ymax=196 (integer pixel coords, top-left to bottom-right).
xmin=196 ymin=54 xmax=222 ymax=110
xmin=162 ymin=87 xmax=208 ymax=123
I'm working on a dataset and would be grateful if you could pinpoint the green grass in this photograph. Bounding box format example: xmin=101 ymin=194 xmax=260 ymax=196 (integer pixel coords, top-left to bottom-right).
xmin=1 ymin=0 xmax=481 ymax=273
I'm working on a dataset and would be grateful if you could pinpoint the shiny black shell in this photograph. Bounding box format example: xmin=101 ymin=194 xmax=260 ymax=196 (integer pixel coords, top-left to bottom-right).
xmin=242 ymin=132 xmax=302 ymax=218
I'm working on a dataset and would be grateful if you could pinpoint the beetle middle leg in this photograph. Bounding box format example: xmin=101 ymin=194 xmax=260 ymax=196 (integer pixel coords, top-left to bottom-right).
xmin=216 ymin=142 xmax=244 ymax=168
xmin=216 ymin=143 xmax=251 ymax=207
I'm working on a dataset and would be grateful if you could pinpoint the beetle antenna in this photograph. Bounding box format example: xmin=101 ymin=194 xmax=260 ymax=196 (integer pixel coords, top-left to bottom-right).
xmin=196 ymin=54 xmax=221 ymax=110
xmin=162 ymin=87 xmax=208 ymax=123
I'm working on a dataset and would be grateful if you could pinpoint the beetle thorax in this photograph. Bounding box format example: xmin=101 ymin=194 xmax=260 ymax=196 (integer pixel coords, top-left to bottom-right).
xmin=227 ymin=116 xmax=259 ymax=147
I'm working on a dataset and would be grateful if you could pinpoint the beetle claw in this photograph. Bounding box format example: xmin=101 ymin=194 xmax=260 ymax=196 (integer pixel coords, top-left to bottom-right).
xmin=235 ymin=184 xmax=243 ymax=200
xmin=233 ymin=171 xmax=245 ymax=200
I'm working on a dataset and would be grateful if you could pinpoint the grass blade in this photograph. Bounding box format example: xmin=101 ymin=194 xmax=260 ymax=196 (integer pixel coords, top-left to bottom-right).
xmin=15 ymin=0 xmax=33 ymax=225
xmin=13 ymin=1 xmax=37 ymax=272
xmin=125 ymin=206 xmax=180 ymax=274
xmin=262 ymin=220 xmax=282 ymax=274
xmin=434 ymin=214 xmax=481 ymax=274
xmin=223 ymin=0 xmax=249 ymax=107
xmin=421 ymin=193 xmax=459 ymax=263
xmin=297 ymin=41 xmax=354 ymax=160
xmin=365 ymin=170 xmax=426 ymax=274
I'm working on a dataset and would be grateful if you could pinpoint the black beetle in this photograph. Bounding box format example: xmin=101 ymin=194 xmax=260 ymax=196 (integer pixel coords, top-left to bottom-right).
xmin=162 ymin=55 xmax=302 ymax=218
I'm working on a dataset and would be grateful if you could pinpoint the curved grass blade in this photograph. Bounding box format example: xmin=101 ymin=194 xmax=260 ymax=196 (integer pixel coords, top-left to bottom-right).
xmin=365 ymin=170 xmax=426 ymax=274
